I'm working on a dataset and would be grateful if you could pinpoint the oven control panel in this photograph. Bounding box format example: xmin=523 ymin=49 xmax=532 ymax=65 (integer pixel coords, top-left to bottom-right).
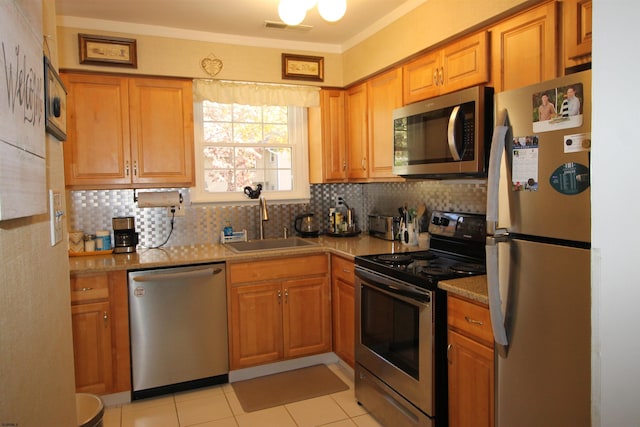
xmin=428 ymin=211 xmax=486 ymax=242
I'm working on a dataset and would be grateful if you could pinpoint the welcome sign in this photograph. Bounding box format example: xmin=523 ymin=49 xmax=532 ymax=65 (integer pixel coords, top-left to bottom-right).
xmin=0 ymin=0 xmax=46 ymax=220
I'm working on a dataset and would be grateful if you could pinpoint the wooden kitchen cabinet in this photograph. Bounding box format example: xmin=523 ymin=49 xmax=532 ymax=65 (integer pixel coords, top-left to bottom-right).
xmin=489 ymin=1 xmax=558 ymax=92
xmin=366 ymin=68 xmax=403 ymax=180
xmin=308 ymin=89 xmax=348 ymax=183
xmin=331 ymin=255 xmax=355 ymax=367
xmin=563 ymin=0 xmax=592 ymax=71
xmin=227 ymin=254 xmax=331 ymax=369
xmin=70 ymin=270 xmax=130 ymax=395
xmin=71 ymin=301 xmax=113 ymax=394
xmin=447 ymin=295 xmax=494 ymax=427
xmin=403 ymin=31 xmax=489 ymax=104
xmin=345 ymin=83 xmax=369 ymax=180
xmin=61 ymin=72 xmax=194 ymax=189
xmin=313 ymin=70 xmax=403 ymax=183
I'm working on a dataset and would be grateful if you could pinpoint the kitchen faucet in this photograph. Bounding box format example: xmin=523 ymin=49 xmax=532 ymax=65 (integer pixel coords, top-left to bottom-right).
xmin=259 ymin=196 xmax=269 ymax=240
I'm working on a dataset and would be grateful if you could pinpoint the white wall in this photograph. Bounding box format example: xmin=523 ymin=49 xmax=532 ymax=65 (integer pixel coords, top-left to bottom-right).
xmin=591 ymin=1 xmax=640 ymax=425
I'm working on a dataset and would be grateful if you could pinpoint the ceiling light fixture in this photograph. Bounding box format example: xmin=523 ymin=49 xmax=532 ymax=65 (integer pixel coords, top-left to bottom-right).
xmin=278 ymin=0 xmax=347 ymax=26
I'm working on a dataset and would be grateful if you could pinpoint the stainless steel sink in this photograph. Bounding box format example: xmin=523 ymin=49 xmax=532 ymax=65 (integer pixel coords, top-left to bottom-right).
xmin=224 ymin=237 xmax=318 ymax=253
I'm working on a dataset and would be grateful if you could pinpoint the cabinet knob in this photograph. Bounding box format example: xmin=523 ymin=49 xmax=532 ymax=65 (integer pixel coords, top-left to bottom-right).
xmin=277 ymin=289 xmax=282 ymax=303
xmin=103 ymin=311 xmax=109 ymax=327
xmin=133 ymin=160 xmax=138 ymax=176
xmin=433 ymin=70 xmax=438 ymax=86
xmin=125 ymin=161 xmax=130 ymax=177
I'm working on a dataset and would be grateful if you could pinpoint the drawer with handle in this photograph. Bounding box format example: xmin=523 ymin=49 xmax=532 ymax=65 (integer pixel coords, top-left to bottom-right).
xmin=447 ymin=295 xmax=493 ymax=345
xmin=332 ymin=255 xmax=354 ymax=284
xmin=70 ymin=272 xmax=109 ymax=303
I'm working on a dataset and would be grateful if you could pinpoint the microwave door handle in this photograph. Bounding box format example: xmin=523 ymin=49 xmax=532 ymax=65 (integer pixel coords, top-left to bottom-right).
xmin=447 ymin=105 xmax=462 ymax=161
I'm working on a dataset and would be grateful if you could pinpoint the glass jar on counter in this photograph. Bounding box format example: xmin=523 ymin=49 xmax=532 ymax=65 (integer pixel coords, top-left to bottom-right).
xmin=83 ymin=234 xmax=96 ymax=252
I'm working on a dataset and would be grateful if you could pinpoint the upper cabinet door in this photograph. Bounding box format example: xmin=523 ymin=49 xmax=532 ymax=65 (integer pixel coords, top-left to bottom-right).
xmin=441 ymin=31 xmax=489 ymax=93
xmin=62 ymin=73 xmax=131 ymax=186
xmin=489 ymin=1 xmax=558 ymax=92
xmin=563 ymin=0 xmax=592 ymax=69
xmin=367 ymin=67 xmax=403 ymax=180
xmin=128 ymin=78 xmax=195 ymax=186
xmin=308 ymin=89 xmax=347 ymax=183
xmin=403 ymin=50 xmax=441 ymax=103
xmin=403 ymin=31 xmax=489 ymax=104
xmin=345 ymin=83 xmax=369 ymax=180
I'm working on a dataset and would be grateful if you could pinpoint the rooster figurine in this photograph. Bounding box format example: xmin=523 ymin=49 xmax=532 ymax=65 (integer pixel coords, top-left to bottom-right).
xmin=243 ymin=183 xmax=263 ymax=199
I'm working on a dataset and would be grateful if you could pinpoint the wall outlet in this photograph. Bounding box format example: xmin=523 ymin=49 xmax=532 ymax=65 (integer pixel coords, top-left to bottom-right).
xmin=334 ymin=194 xmax=344 ymax=207
xmin=167 ymin=205 xmax=185 ymax=217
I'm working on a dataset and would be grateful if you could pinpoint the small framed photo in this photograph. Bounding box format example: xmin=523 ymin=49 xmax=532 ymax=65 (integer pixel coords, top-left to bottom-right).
xmin=44 ymin=56 xmax=67 ymax=141
xmin=78 ymin=33 xmax=138 ymax=68
xmin=282 ymin=54 xmax=324 ymax=82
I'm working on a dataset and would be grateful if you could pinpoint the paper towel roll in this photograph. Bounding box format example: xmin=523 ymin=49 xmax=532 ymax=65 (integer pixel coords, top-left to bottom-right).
xmin=137 ymin=191 xmax=182 ymax=208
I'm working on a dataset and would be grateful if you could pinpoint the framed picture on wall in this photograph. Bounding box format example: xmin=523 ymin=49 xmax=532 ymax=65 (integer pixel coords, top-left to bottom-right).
xmin=282 ymin=54 xmax=324 ymax=82
xmin=44 ymin=56 xmax=67 ymax=141
xmin=78 ymin=33 xmax=138 ymax=68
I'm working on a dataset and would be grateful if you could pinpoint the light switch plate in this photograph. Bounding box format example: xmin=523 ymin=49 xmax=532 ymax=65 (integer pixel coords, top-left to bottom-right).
xmin=49 ymin=189 xmax=64 ymax=246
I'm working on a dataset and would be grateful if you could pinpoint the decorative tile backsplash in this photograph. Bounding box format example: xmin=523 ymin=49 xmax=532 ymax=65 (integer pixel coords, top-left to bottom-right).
xmin=68 ymin=180 xmax=486 ymax=247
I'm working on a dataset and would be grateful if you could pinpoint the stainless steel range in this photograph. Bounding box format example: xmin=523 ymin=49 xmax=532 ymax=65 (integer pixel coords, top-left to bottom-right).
xmin=355 ymin=211 xmax=486 ymax=427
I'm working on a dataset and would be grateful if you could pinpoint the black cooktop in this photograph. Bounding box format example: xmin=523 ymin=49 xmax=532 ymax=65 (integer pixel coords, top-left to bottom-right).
xmin=355 ymin=249 xmax=486 ymax=290
xmin=355 ymin=211 xmax=487 ymax=289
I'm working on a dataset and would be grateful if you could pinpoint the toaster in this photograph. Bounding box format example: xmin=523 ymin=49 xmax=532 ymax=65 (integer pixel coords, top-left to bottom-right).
xmin=368 ymin=214 xmax=400 ymax=241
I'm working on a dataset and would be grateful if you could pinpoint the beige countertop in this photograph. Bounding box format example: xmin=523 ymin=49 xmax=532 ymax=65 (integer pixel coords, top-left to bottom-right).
xmin=68 ymin=234 xmax=488 ymax=301
xmin=439 ymin=275 xmax=489 ymax=305
xmin=68 ymin=235 xmax=413 ymax=273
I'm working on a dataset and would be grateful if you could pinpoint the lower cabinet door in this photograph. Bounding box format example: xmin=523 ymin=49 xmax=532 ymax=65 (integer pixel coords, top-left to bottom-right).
xmin=332 ymin=277 xmax=355 ymax=367
xmin=229 ymin=282 xmax=284 ymax=369
xmin=282 ymin=277 xmax=332 ymax=359
xmin=71 ymin=301 xmax=113 ymax=394
xmin=448 ymin=329 xmax=494 ymax=427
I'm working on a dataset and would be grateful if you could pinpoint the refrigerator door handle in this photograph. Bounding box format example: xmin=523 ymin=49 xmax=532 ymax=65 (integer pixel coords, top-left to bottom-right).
xmin=486 ymin=236 xmax=509 ymax=350
xmin=486 ymin=112 xmax=510 ymax=235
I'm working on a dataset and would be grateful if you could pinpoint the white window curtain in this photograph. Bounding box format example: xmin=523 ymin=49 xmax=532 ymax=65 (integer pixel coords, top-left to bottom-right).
xmin=193 ymin=79 xmax=320 ymax=107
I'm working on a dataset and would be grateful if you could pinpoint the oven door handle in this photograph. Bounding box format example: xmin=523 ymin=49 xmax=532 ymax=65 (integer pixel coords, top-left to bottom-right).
xmin=356 ymin=268 xmax=431 ymax=305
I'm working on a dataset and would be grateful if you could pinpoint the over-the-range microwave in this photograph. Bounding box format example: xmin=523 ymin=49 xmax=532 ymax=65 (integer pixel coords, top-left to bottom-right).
xmin=392 ymin=85 xmax=494 ymax=178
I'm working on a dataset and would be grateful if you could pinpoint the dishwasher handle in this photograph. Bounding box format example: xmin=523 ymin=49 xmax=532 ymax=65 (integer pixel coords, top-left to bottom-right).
xmin=132 ymin=267 xmax=223 ymax=283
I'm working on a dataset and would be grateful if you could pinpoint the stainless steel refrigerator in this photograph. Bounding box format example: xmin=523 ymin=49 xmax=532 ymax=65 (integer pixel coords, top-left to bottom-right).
xmin=486 ymin=70 xmax=591 ymax=427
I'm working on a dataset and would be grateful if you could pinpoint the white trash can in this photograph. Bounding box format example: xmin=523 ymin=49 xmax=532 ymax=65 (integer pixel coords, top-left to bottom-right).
xmin=76 ymin=393 xmax=104 ymax=427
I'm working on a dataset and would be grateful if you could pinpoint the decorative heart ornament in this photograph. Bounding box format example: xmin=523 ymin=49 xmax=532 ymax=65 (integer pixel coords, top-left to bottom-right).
xmin=201 ymin=55 xmax=223 ymax=77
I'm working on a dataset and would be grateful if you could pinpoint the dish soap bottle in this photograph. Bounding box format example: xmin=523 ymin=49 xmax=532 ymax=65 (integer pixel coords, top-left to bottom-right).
xmin=223 ymin=221 xmax=233 ymax=236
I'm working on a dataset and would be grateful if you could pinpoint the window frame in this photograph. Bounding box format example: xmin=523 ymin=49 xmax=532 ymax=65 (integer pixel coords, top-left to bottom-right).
xmin=190 ymin=101 xmax=310 ymax=205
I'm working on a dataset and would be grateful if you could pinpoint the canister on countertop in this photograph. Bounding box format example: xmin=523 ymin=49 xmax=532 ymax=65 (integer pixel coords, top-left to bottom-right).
xmin=84 ymin=234 xmax=96 ymax=252
xmin=69 ymin=231 xmax=84 ymax=253
xmin=95 ymin=230 xmax=111 ymax=251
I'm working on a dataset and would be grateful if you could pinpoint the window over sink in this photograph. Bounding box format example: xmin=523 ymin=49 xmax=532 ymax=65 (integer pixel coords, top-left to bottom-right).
xmin=190 ymin=80 xmax=319 ymax=204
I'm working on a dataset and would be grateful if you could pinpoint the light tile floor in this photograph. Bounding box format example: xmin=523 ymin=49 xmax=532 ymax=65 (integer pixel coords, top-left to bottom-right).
xmin=103 ymin=364 xmax=384 ymax=427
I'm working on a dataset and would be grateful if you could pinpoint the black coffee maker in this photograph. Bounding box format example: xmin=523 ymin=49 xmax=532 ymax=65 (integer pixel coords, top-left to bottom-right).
xmin=112 ymin=216 xmax=139 ymax=253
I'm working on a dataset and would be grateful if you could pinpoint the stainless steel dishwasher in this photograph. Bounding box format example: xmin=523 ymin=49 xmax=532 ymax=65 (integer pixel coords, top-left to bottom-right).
xmin=128 ymin=263 xmax=228 ymax=400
